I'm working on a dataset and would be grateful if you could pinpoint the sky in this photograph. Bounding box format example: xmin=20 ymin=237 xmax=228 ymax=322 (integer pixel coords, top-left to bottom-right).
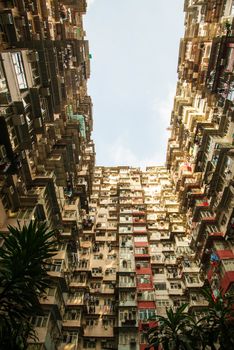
xmin=84 ymin=0 xmax=185 ymax=167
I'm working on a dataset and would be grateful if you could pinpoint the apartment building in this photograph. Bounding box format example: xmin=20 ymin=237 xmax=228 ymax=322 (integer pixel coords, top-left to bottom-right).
xmin=0 ymin=0 xmax=95 ymax=349
xmin=81 ymin=166 xmax=203 ymax=350
xmin=167 ymin=0 xmax=234 ymax=300
xmin=0 ymin=0 xmax=234 ymax=350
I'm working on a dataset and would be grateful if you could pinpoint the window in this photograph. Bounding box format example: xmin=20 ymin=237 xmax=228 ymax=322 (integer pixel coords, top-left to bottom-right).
xmin=107 ymin=254 xmax=116 ymax=260
xmin=119 ymin=275 xmax=135 ymax=285
xmin=63 ymin=332 xmax=78 ymax=344
xmin=92 ymin=267 xmax=102 ymax=274
xmin=231 ymin=0 xmax=234 ymax=15
xmin=222 ymin=259 xmax=234 ymax=272
xmin=140 ymin=333 xmax=148 ymax=344
xmin=96 ymin=232 xmax=105 ymax=237
xmin=137 ymin=274 xmax=151 ymax=284
xmin=0 ymin=61 xmax=8 ymax=93
xmin=47 ymin=287 xmax=56 ymax=296
xmin=49 ymin=260 xmax=63 ymax=272
xmin=68 ymin=292 xmax=83 ymax=302
xmin=90 ymin=282 xmax=101 ymax=289
xmin=138 ymin=261 xmax=150 ymax=268
xmin=119 ymin=310 xmax=137 ymax=321
xmin=134 ymin=235 xmax=148 ymax=242
xmin=173 ymin=299 xmax=186 ymax=307
xmin=155 ymin=283 xmax=166 ymax=290
xmin=86 ymin=319 xmax=97 ymax=326
xmin=139 ymin=309 xmax=156 ymax=321
xmin=157 ymin=300 xmax=170 ymax=307
xmin=170 ymin=282 xmax=182 ymax=289
xmin=214 ymin=241 xmax=229 ymax=250
xmin=31 ymin=315 xmax=49 ymax=327
xmin=11 ymin=52 xmax=27 ymax=90
xmin=153 ymin=267 xmax=164 ymax=274
xmin=186 ymin=275 xmax=199 ymax=284
xmin=138 ymin=290 xmax=155 ymax=301
xmin=135 ymin=247 xmax=148 ymax=254
xmin=65 ymin=310 xmax=80 ymax=320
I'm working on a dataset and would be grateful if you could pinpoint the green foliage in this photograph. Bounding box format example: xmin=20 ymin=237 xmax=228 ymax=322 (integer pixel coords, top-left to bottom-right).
xmin=146 ymin=288 xmax=234 ymax=350
xmin=199 ymin=288 xmax=234 ymax=350
xmin=147 ymin=303 xmax=199 ymax=350
xmin=0 ymin=221 xmax=57 ymax=349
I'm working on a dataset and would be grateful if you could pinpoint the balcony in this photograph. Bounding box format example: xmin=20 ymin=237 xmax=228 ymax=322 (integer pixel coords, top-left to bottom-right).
xmin=76 ymin=259 xmax=90 ymax=271
xmin=133 ymin=226 xmax=147 ymax=234
xmin=182 ymin=260 xmax=200 ymax=273
xmin=189 ymin=294 xmax=209 ymax=308
xmin=162 ymin=244 xmax=174 ymax=252
xmin=168 ymin=282 xmax=185 ymax=295
xmin=150 ymin=254 xmax=165 ymax=264
xmin=70 ymin=275 xmax=87 ymax=288
xmin=104 ymin=267 xmax=117 ymax=281
xmin=134 ymin=247 xmax=150 ymax=258
xmin=171 ymin=224 xmax=186 ymax=233
xmin=63 ymin=312 xmax=82 ymax=328
xmin=84 ymin=319 xmax=114 ymax=337
xmin=184 ymin=274 xmax=203 ymax=288
xmin=119 ymin=258 xmax=135 ymax=273
xmin=62 ymin=209 xmax=78 ymax=221
xmin=59 ymin=332 xmax=79 ymax=350
xmin=119 ymin=292 xmax=136 ymax=307
xmin=29 ymin=315 xmax=58 ymax=349
xmin=91 ymin=266 xmax=103 ymax=277
xmin=164 ymin=255 xmax=177 ymax=265
xmin=119 ymin=216 xmax=133 ymax=224
xmin=86 ymin=299 xmax=115 ymax=316
xmin=166 ymin=269 xmax=181 ymax=279
xmin=118 ymin=308 xmax=138 ymax=328
xmin=220 ymin=259 xmax=234 ymax=293
xmin=119 ymin=276 xmax=136 ymax=288
xmin=39 ymin=287 xmax=64 ymax=319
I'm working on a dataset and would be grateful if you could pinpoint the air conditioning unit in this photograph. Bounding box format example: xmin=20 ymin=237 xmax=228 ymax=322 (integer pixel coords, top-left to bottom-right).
xmin=0 ymin=145 xmax=7 ymax=159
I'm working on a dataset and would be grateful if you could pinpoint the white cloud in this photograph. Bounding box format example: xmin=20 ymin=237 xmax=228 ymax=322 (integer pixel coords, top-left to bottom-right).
xmin=106 ymin=137 xmax=166 ymax=168
xmin=87 ymin=0 xmax=96 ymax=8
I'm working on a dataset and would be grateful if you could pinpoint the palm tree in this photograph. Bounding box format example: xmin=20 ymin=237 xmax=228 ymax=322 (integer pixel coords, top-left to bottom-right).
xmin=198 ymin=288 xmax=234 ymax=350
xmin=146 ymin=288 xmax=234 ymax=350
xmin=146 ymin=304 xmax=200 ymax=350
xmin=0 ymin=221 xmax=57 ymax=349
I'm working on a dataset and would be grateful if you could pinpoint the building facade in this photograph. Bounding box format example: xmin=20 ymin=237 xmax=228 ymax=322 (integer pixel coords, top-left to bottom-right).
xmin=167 ymin=0 xmax=234 ymax=299
xmin=0 ymin=0 xmax=233 ymax=350
xmin=0 ymin=0 xmax=95 ymax=349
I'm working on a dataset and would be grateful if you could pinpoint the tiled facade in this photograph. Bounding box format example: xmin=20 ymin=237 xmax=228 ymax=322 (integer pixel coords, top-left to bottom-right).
xmin=0 ymin=1 xmax=234 ymax=350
